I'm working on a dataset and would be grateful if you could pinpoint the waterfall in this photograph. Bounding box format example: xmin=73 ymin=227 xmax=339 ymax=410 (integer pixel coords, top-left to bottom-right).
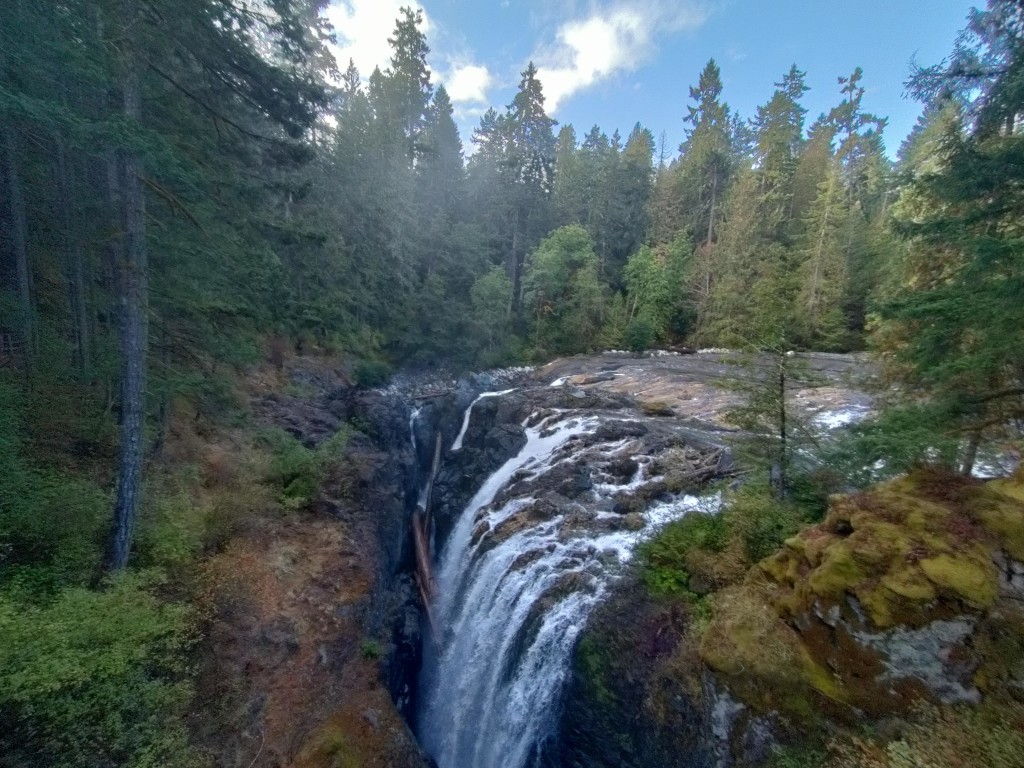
xmin=451 ymin=389 xmax=516 ymax=452
xmin=410 ymin=405 xmax=422 ymax=453
xmin=419 ymin=404 xmax=715 ymax=768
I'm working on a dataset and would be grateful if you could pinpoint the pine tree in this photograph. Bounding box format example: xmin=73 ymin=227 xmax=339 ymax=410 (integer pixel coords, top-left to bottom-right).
xmin=794 ymin=162 xmax=849 ymax=349
xmin=384 ymin=6 xmax=433 ymax=164
xmin=504 ymin=63 xmax=558 ymax=315
xmin=679 ymin=59 xmax=733 ymax=250
xmin=867 ymin=0 xmax=1024 ymax=474
xmin=751 ymin=65 xmax=809 ymax=234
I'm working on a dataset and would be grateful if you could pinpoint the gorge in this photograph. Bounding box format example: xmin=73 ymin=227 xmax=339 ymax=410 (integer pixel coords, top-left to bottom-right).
xmin=371 ymin=351 xmax=872 ymax=767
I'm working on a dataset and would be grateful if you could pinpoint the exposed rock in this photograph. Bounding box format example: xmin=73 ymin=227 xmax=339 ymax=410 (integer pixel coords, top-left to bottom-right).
xmin=192 ymin=358 xmax=431 ymax=768
xmin=558 ymin=469 xmax=1024 ymax=767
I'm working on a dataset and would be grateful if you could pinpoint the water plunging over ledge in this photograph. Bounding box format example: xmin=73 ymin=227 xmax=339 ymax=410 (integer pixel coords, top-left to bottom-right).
xmin=417 ymin=390 xmax=720 ymax=768
xmin=412 ymin=353 xmax=874 ymax=768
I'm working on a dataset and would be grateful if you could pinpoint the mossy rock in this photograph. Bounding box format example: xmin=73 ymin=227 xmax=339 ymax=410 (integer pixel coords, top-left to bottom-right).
xmin=919 ymin=551 xmax=997 ymax=609
xmin=701 ymin=587 xmax=803 ymax=681
xmin=756 ymin=471 xmax=1024 ymax=630
xmin=639 ymin=400 xmax=674 ymax=416
xmin=881 ymin=567 xmax=937 ymax=602
xmin=759 ymin=549 xmax=802 ymax=585
xmin=972 ymin=481 xmax=1024 ymax=560
xmin=807 ymin=541 xmax=867 ymax=601
xmin=700 ymin=586 xmax=846 ymax=721
xmin=296 ymin=724 xmax=364 ymax=768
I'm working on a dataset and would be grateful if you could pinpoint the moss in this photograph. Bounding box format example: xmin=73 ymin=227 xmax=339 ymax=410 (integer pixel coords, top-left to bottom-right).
xmin=701 ymin=587 xmax=846 ymax=723
xmin=800 ymin=653 xmax=846 ymax=702
xmin=808 ymin=542 xmax=867 ymax=600
xmin=859 ymin=588 xmax=921 ymax=629
xmin=639 ymin=400 xmax=674 ymax=416
xmin=846 ymin=521 xmax=915 ymax=566
xmin=880 ymin=568 xmax=936 ymax=602
xmin=760 ymin=549 xmax=803 ymax=585
xmin=972 ymin=610 xmax=1024 ymax=695
xmin=919 ymin=552 xmax=997 ymax=609
xmin=990 ymin=472 xmax=1024 ymax=503
xmin=296 ymin=725 xmax=363 ymax=768
xmin=701 ymin=587 xmax=804 ymax=681
xmin=972 ymin=483 xmax=1024 ymax=560
xmin=783 ymin=535 xmax=806 ymax=554
xmin=576 ymin=635 xmax=616 ymax=706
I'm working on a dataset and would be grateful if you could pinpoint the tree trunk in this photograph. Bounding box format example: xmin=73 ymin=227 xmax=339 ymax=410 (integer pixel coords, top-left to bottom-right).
xmin=776 ymin=355 xmax=788 ymax=499
xmin=109 ymin=1 xmax=149 ymax=572
xmin=2 ymin=123 xmax=34 ymax=361
xmin=704 ymin=169 xmax=718 ymax=249
xmin=807 ymin=173 xmax=836 ymax=333
xmin=56 ymin=136 xmax=91 ymax=375
xmin=960 ymin=430 xmax=981 ymax=477
xmin=509 ymin=207 xmax=521 ymax=315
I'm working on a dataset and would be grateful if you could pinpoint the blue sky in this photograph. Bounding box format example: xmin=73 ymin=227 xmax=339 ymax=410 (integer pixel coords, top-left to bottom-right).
xmin=325 ymin=0 xmax=976 ymax=158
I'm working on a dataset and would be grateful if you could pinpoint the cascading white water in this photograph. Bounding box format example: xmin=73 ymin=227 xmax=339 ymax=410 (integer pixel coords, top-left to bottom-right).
xmin=451 ymin=389 xmax=516 ymax=451
xmin=410 ymin=405 xmax=422 ymax=453
xmin=419 ymin=403 xmax=714 ymax=768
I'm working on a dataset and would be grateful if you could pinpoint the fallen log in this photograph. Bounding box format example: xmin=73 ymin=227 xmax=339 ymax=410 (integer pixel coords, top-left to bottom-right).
xmin=413 ymin=434 xmax=444 ymax=638
xmin=415 ymin=570 xmax=440 ymax=639
xmin=413 ymin=510 xmax=435 ymax=598
xmin=411 ymin=390 xmax=451 ymax=401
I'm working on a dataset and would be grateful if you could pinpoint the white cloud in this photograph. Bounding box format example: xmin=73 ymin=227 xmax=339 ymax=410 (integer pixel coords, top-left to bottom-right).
xmin=534 ymin=1 xmax=713 ymax=112
xmin=445 ymin=63 xmax=493 ymax=104
xmin=324 ymin=0 xmax=431 ymax=79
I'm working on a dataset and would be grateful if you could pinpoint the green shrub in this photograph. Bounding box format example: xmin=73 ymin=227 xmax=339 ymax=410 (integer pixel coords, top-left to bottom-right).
xmin=352 ymin=359 xmax=392 ymax=388
xmin=624 ymin=315 xmax=657 ymax=352
xmin=259 ymin=427 xmax=349 ymax=509
xmin=0 ymin=380 xmax=109 ymax=593
xmin=727 ymin=484 xmax=806 ymax=562
xmin=360 ymin=639 xmax=382 ymax=660
xmin=639 ymin=484 xmax=813 ymax=599
xmin=0 ymin=571 xmax=203 ymax=768
xmin=639 ymin=511 xmax=728 ymax=595
xmin=136 ymin=484 xmax=212 ymax=570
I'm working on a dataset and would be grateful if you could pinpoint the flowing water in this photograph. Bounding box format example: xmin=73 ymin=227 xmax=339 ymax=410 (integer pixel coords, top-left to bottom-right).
xmin=450 ymin=389 xmax=516 ymax=451
xmin=418 ymin=392 xmax=717 ymax=768
xmin=416 ymin=354 xmax=880 ymax=768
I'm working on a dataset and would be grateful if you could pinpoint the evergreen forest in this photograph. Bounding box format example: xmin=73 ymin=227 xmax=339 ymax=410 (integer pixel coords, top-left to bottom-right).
xmin=1 ymin=1 xmax=1022 ymax=766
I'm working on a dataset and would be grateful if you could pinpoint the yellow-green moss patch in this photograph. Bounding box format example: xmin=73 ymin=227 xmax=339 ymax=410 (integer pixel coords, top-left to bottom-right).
xmin=881 ymin=567 xmax=937 ymax=602
xmin=808 ymin=542 xmax=867 ymax=600
xmin=919 ymin=552 xmax=997 ymax=609
xmin=972 ymin=485 xmax=1024 ymax=560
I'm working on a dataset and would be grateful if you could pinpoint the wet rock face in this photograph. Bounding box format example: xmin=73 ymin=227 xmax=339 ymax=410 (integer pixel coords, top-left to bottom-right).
xmin=554 ymin=581 xmax=713 ymax=768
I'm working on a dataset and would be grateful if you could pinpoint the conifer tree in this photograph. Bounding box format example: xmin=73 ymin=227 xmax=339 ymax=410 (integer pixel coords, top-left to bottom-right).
xmin=385 ymin=6 xmax=433 ymax=164
xmin=504 ymin=63 xmax=557 ymax=314
xmin=794 ymin=162 xmax=849 ymax=349
xmin=867 ymin=0 xmax=1024 ymax=474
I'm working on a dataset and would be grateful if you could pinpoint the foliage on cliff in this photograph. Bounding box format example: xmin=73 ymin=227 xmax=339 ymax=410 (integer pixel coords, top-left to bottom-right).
xmin=620 ymin=469 xmax=1024 ymax=767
